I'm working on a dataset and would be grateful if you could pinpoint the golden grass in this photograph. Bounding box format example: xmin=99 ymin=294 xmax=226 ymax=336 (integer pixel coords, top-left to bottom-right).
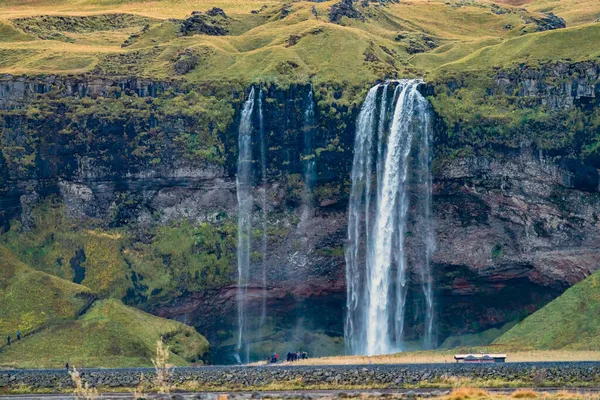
xmin=4 ymin=0 xmax=595 ymax=80
xmin=511 ymin=390 xmax=539 ymax=399
xmin=440 ymin=389 xmax=600 ymax=400
xmin=445 ymin=387 xmax=492 ymax=400
xmin=285 ymin=349 xmax=600 ymax=366
xmin=0 ymin=0 xmax=280 ymax=20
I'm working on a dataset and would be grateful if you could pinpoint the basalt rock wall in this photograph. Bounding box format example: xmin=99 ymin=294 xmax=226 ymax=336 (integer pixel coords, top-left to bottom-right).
xmin=0 ymin=63 xmax=599 ymax=360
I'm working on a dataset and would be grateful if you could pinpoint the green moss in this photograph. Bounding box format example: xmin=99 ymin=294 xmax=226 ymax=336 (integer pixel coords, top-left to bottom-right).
xmin=429 ymin=69 xmax=600 ymax=166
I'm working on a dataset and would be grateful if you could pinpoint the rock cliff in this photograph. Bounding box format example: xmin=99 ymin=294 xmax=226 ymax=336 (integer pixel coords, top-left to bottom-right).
xmin=0 ymin=62 xmax=599 ymax=361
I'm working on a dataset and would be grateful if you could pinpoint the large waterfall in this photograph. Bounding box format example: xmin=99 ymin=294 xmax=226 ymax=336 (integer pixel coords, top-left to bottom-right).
xmin=345 ymin=79 xmax=435 ymax=356
xmin=236 ymin=87 xmax=255 ymax=364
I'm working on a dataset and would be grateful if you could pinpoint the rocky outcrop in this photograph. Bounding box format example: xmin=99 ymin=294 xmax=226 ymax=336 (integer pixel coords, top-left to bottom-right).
xmin=173 ymin=48 xmax=200 ymax=74
xmin=495 ymin=61 xmax=599 ymax=110
xmin=529 ymin=12 xmax=566 ymax=32
xmin=0 ymin=74 xmax=174 ymax=110
xmin=179 ymin=10 xmax=229 ymax=36
xmin=329 ymin=0 xmax=364 ymax=23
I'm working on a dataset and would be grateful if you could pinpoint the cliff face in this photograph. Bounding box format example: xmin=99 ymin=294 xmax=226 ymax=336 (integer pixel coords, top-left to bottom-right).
xmin=1 ymin=63 xmax=599 ymax=361
xmin=495 ymin=62 xmax=600 ymax=110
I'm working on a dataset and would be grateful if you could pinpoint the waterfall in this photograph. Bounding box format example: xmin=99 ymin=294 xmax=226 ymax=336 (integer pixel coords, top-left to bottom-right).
xmin=345 ymin=79 xmax=435 ymax=356
xmin=236 ymin=87 xmax=255 ymax=364
xmin=258 ymin=88 xmax=268 ymax=334
xmin=300 ymin=86 xmax=317 ymax=227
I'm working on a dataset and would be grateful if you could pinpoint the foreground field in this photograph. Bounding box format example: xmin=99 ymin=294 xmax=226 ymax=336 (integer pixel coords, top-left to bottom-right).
xmin=285 ymin=350 xmax=600 ymax=366
xmin=3 ymin=388 xmax=600 ymax=400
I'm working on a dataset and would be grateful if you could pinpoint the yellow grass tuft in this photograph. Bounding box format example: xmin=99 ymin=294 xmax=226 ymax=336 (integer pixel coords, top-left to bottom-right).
xmin=512 ymin=389 xmax=539 ymax=399
xmin=69 ymin=367 xmax=99 ymax=400
xmin=445 ymin=387 xmax=491 ymax=400
xmin=152 ymin=338 xmax=174 ymax=394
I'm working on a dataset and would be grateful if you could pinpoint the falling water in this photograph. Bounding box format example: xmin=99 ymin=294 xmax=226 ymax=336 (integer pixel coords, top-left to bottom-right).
xmin=345 ymin=79 xmax=435 ymax=356
xmin=258 ymin=88 xmax=268 ymax=333
xmin=300 ymin=86 xmax=317 ymax=226
xmin=415 ymin=94 xmax=435 ymax=348
xmin=236 ymin=87 xmax=255 ymax=364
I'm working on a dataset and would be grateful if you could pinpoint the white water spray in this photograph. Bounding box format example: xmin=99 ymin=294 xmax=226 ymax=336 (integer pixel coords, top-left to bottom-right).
xmin=236 ymin=87 xmax=255 ymax=364
xmin=258 ymin=88 xmax=268 ymax=333
xmin=345 ymin=79 xmax=435 ymax=356
xmin=300 ymin=87 xmax=317 ymax=227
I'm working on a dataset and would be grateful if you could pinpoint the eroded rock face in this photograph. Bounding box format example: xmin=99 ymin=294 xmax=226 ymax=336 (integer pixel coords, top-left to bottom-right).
xmin=495 ymin=61 xmax=599 ymax=110
xmin=0 ymin=74 xmax=172 ymax=110
xmin=1 ymin=65 xmax=600 ymax=360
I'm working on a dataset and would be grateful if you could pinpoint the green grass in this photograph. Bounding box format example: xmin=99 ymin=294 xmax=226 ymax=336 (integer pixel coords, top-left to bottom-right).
xmin=0 ymin=21 xmax=35 ymax=42
xmin=0 ymin=245 xmax=93 ymax=341
xmin=437 ymin=23 xmax=600 ymax=73
xmin=0 ymin=241 xmax=209 ymax=369
xmin=410 ymin=38 xmax=503 ymax=71
xmin=495 ymin=269 xmax=600 ymax=350
xmin=0 ymin=299 xmax=209 ymax=368
xmin=2 ymin=0 xmax=596 ymax=85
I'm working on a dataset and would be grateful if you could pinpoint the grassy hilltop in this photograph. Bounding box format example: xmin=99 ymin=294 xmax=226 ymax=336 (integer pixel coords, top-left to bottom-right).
xmin=0 ymin=0 xmax=597 ymax=86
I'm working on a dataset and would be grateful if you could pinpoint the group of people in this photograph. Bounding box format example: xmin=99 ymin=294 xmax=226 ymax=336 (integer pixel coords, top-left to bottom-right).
xmin=286 ymin=351 xmax=308 ymax=362
xmin=268 ymin=351 xmax=309 ymax=363
xmin=6 ymin=330 xmax=21 ymax=346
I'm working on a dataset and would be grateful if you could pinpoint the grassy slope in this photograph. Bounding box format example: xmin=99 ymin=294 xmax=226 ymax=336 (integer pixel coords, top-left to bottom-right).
xmin=523 ymin=0 xmax=600 ymax=26
xmin=0 ymin=299 xmax=209 ymax=368
xmin=0 ymin=245 xmax=93 ymax=340
xmin=495 ymin=270 xmax=600 ymax=350
xmin=436 ymin=22 xmax=600 ymax=74
xmin=0 ymin=245 xmax=209 ymax=368
xmin=2 ymin=0 xmax=595 ymax=83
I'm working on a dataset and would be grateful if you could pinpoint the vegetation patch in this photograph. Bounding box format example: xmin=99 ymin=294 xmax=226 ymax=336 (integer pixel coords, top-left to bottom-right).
xmin=496 ymin=269 xmax=600 ymax=350
xmin=0 ymin=245 xmax=93 ymax=341
xmin=0 ymin=299 xmax=209 ymax=368
xmin=11 ymin=14 xmax=155 ymax=42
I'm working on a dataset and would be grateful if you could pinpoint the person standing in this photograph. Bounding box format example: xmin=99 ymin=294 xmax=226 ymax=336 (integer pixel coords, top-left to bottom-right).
xmin=6 ymin=336 xmax=10 ymax=346
xmin=16 ymin=331 xmax=21 ymax=341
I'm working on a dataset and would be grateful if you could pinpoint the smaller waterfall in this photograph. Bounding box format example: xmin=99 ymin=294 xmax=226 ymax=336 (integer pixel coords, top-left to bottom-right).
xmin=258 ymin=88 xmax=268 ymax=333
xmin=345 ymin=79 xmax=436 ymax=356
xmin=236 ymin=87 xmax=255 ymax=364
xmin=415 ymin=96 xmax=435 ymax=348
xmin=300 ymin=87 xmax=317 ymax=227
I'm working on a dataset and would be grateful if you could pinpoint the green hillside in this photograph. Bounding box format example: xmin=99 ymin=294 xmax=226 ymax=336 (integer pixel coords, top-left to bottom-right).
xmin=0 ymin=245 xmax=209 ymax=368
xmin=495 ymin=270 xmax=600 ymax=350
xmin=2 ymin=0 xmax=597 ymax=85
xmin=0 ymin=245 xmax=94 ymax=340
xmin=0 ymin=299 xmax=209 ymax=368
